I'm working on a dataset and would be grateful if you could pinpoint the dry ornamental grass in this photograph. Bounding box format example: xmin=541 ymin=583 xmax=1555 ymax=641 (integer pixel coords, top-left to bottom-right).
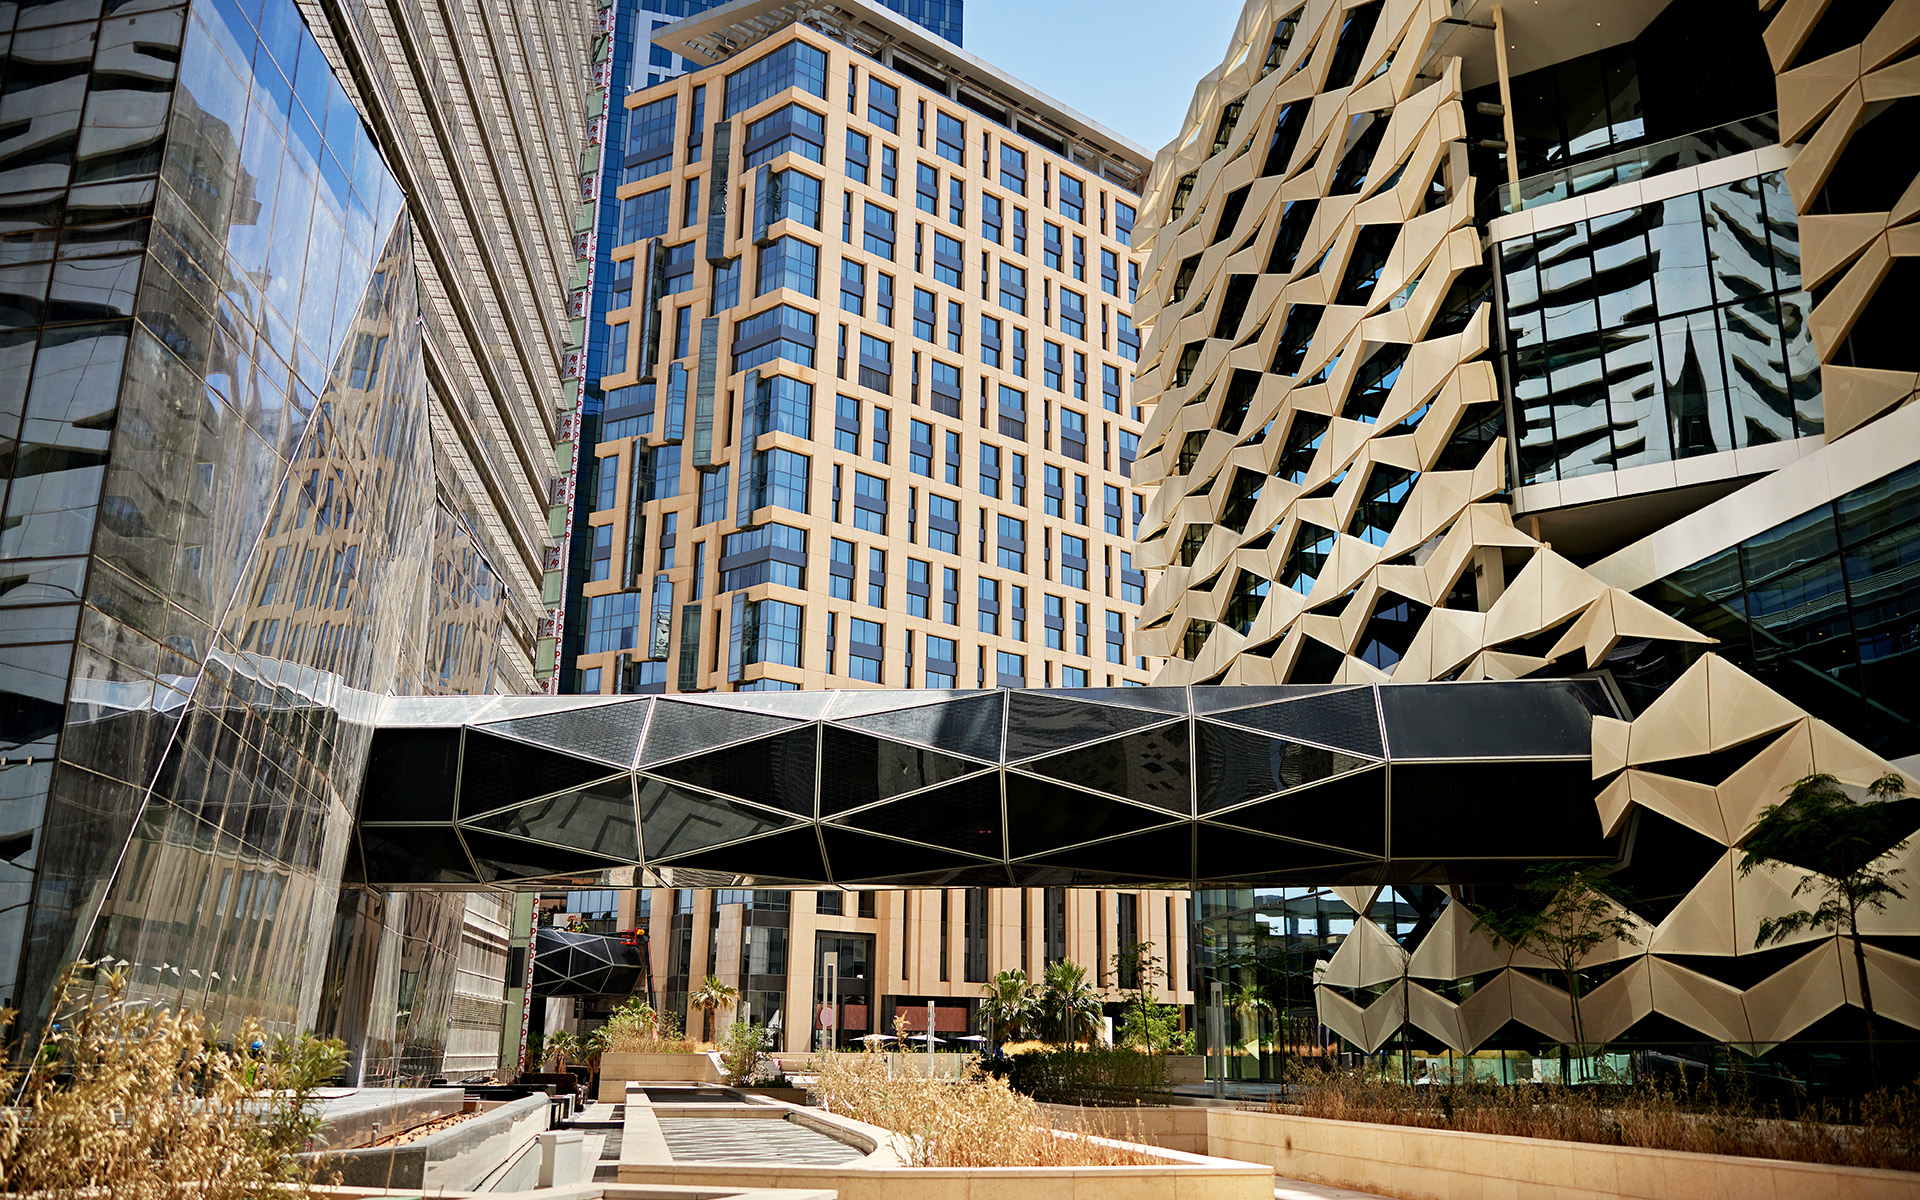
xmin=810 ymin=1049 xmax=1162 ymax=1168
xmin=1262 ymin=1066 xmax=1920 ymax=1172
xmin=0 ymin=966 xmax=347 ymax=1199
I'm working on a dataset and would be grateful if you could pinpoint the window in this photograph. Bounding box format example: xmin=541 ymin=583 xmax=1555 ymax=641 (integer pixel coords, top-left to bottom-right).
xmin=845 ymin=129 xmax=870 ymax=184
xmin=1059 ymin=288 xmax=1086 ymax=339
xmin=945 ymin=303 xmax=963 ymax=353
xmin=1044 ymin=464 xmax=1062 ymax=517
xmin=1106 ymin=610 xmax=1124 ymax=663
xmin=835 ymin=393 xmax=860 ymax=452
xmin=948 ymin=176 xmax=965 ymax=226
xmin=585 ymin=592 xmax=643 ymax=654
xmin=626 ymin=95 xmax=678 ymax=182
xmin=910 ymin=419 xmax=934 ymax=476
xmin=1043 ymin=222 xmax=1063 ymax=270
xmin=983 ymin=194 xmax=1003 ymax=244
xmin=721 ymin=523 xmax=806 ymax=590
xmin=766 ymin=169 xmax=822 ymax=229
xmin=1045 ymin=594 xmax=1064 ymax=649
xmin=1060 ymin=408 xmax=1087 ymax=460
xmin=944 ymin=431 xmax=962 ymax=484
xmin=1115 ymin=200 xmax=1135 ymax=246
xmin=741 ymin=447 xmax=811 ymax=514
xmin=1117 ymin=314 xmax=1139 ymax=362
xmin=731 ymin=304 xmax=816 ymax=372
xmin=818 ymin=892 xmax=844 ymax=915
xmin=997 ymin=262 xmax=1026 ymax=315
xmin=917 ymin=163 xmax=939 ymax=214
xmin=699 ymin=466 xmax=731 ymax=526
xmin=858 ymin=333 xmax=893 ymax=391
xmin=871 ymin=406 xmax=890 ymax=463
xmin=978 ymin=576 xmax=1000 ymax=634
xmin=712 ymin=257 xmax=742 ymax=312
xmin=913 ymin=288 xmax=937 ymax=342
xmin=853 ymin=471 xmax=886 ymax=533
xmin=879 ymin=144 xmax=897 ymax=196
xmin=867 ymin=546 xmax=886 ymax=607
xmin=997 ymin=650 xmax=1025 ymax=685
xmin=752 ymin=374 xmax=815 ymax=439
xmin=1000 ymin=144 xmax=1026 ymax=193
xmin=929 ymin=493 xmax=960 ymax=554
xmin=1071 ymin=234 xmax=1085 ymax=280
xmin=997 ymin=514 xmax=1025 ymax=571
xmin=621 ymin=187 xmax=671 ymax=243
xmin=1058 ymin=173 xmax=1084 ymax=221
xmin=1062 ymin=666 xmax=1088 ymax=687
xmin=907 ymin=557 xmax=931 ymax=618
xmin=1120 ymin=551 xmax=1144 ymax=604
xmin=868 ymin=78 xmax=899 ymax=132
xmin=1010 ymin=584 xmax=1027 ymax=641
xmin=755 ymin=236 xmax=818 ymax=297
xmin=840 ymin=259 xmax=865 ymax=315
xmin=595 ymin=454 xmax=619 ymax=511
xmin=1010 ymin=452 xmax=1027 ymax=505
xmin=927 ymin=635 xmax=958 ymax=684
xmin=863 ymin=202 xmax=895 ymax=259
xmin=941 ymin=566 xmax=959 ymax=624
xmin=731 ymin=597 xmax=804 ymax=671
xmin=683 ymin=177 xmax=702 ymax=228
xmin=979 ymin=443 xmax=1000 ymax=498
xmin=933 ymin=232 xmax=963 ymax=287
xmin=935 ymin=111 xmax=965 ymax=164
xmin=849 ymin=618 xmax=883 ymax=682
xmin=981 ymin=316 xmax=1003 ymax=368
xmin=744 ymin=104 xmax=827 ymax=168
xmin=830 ymin=537 xmax=855 ymax=599
xmin=1061 ymin=534 xmax=1087 ymax=589
xmin=1103 ymin=484 xmax=1122 ymax=534
xmin=724 ymin=41 xmax=828 ymax=116
xmin=876 ymin=271 xmax=895 ymax=326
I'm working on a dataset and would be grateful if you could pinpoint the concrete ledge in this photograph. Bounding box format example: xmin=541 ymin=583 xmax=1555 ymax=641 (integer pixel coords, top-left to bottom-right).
xmin=599 ymin=1050 xmax=723 ymax=1098
xmin=1206 ymin=1107 xmax=1920 ymax=1200
xmin=319 ymin=1092 xmax=550 ymax=1192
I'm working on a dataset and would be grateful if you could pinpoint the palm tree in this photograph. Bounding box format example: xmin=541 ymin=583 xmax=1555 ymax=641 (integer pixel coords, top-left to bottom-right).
xmin=544 ymin=1030 xmax=581 ymax=1073
xmin=690 ymin=975 xmax=739 ymax=1044
xmin=1225 ymin=982 xmax=1271 ymax=1061
xmin=1040 ymin=960 xmax=1101 ymax=1046
xmin=979 ymin=968 xmax=1036 ymax=1048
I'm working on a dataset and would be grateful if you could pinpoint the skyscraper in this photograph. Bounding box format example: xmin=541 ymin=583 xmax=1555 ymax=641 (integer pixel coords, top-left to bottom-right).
xmin=1133 ymin=0 xmax=1920 ymax=1079
xmin=541 ymin=0 xmax=1189 ymax=1048
xmin=0 ymin=0 xmax=597 ymax=1082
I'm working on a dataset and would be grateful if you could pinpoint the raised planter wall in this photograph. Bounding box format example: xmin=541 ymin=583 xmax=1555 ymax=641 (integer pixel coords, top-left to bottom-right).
xmin=599 ymin=1050 xmax=723 ymax=1098
xmin=1205 ymin=1108 xmax=1920 ymax=1200
xmin=317 ymin=1092 xmax=549 ymax=1191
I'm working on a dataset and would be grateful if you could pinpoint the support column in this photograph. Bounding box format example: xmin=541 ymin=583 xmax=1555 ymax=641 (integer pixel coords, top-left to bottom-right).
xmin=1493 ymin=6 xmax=1520 ymax=189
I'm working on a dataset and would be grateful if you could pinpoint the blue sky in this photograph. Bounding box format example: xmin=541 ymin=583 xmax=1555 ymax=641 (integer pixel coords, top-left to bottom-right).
xmin=964 ymin=0 xmax=1245 ymax=154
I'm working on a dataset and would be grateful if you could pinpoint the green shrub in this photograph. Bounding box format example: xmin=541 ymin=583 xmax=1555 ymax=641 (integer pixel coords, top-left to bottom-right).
xmin=1004 ymin=1046 xmax=1169 ymax=1106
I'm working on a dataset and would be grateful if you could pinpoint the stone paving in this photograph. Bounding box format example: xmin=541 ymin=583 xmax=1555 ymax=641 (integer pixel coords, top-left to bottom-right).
xmin=657 ymin=1116 xmax=866 ymax=1165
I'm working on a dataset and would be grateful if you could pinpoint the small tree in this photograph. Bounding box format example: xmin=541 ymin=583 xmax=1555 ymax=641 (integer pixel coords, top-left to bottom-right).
xmin=544 ymin=1029 xmax=581 ymax=1073
xmin=1111 ymin=941 xmax=1164 ymax=1050
xmin=979 ymin=968 xmax=1036 ymax=1048
xmin=1226 ymin=981 xmax=1272 ymax=1062
xmin=1739 ymin=771 xmax=1911 ymax=1087
xmin=690 ymin=975 xmax=739 ymax=1044
xmin=1474 ymin=863 xmax=1639 ymax=1080
xmin=1039 ymin=960 xmax=1102 ymax=1046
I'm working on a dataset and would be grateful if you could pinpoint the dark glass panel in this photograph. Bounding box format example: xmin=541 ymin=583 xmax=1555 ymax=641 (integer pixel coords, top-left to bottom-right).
xmin=641 ymin=695 xmax=799 ymax=764
xmin=821 ymin=827 xmax=993 ymax=884
xmin=818 ymin=723 xmax=985 ymax=815
xmin=1837 ymin=463 xmax=1920 ymax=548
xmin=1193 ymin=823 xmax=1376 ymax=883
xmin=357 ymin=727 xmax=460 ymax=821
xmin=638 ymin=776 xmax=798 ymax=861
xmin=1003 ymin=770 xmax=1179 ymax=857
xmin=466 ymin=777 xmax=640 ymax=862
xmin=356 ymin=824 xmax=478 ymax=885
xmin=1003 ymin=691 xmax=1174 ymax=760
xmin=837 ymin=690 xmax=1004 ymax=761
xmin=1214 ymin=687 xmax=1382 ymax=757
xmin=456 ymin=726 xmax=619 ymax=817
xmin=1204 ymin=766 xmax=1387 ymax=856
xmin=836 ymin=771 xmax=1002 ymax=857
xmin=1011 ymin=827 xmax=1195 ymax=886
xmin=1385 ymin=760 xmax=1605 ymax=859
xmin=462 ymin=829 xmax=623 ymax=885
xmin=1195 ymin=720 xmax=1375 ymax=813
xmin=647 ymin=725 xmax=816 ymax=817
xmin=1021 ymin=721 xmax=1190 ymax=813
xmin=1379 ymin=681 xmax=1597 ymax=759
xmin=484 ymin=698 xmax=651 ymax=767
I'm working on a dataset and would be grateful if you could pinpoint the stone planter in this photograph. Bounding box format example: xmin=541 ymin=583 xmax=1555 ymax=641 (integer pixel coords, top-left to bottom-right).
xmin=598 ymin=1050 xmax=721 ymax=1099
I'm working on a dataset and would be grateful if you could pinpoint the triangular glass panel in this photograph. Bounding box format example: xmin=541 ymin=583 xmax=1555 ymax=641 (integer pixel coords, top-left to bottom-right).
xmin=1195 ymin=721 xmax=1375 ymax=813
xmin=646 ymin=726 xmax=817 ymax=817
xmin=834 ymin=772 xmax=1003 ymax=858
xmin=1211 ymin=687 xmax=1383 ymax=757
xmin=837 ymin=691 xmax=1004 ymax=761
xmin=638 ymin=777 xmax=801 ymax=861
xmin=820 ymin=827 xmax=997 ymax=883
xmin=1205 ymin=766 xmax=1387 ymax=855
xmin=826 ymin=689 xmax=985 ymax=720
xmin=1194 ymin=823 xmax=1381 ymax=883
xmin=457 ymin=727 xmax=625 ymax=818
xmin=656 ymin=826 xmax=829 ymax=885
xmin=481 ymin=698 xmax=652 ymax=768
xmin=1024 ymin=687 xmax=1191 ymax=714
xmin=869 ymin=864 xmax=1017 ymax=887
xmin=1022 ymin=722 xmax=1191 ymax=814
xmin=641 ymin=699 xmax=801 ymax=767
xmin=1005 ymin=692 xmax=1177 ymax=761
xmin=818 ymin=725 xmax=988 ymax=815
xmin=461 ymin=828 xmax=625 ymax=884
xmin=357 ymin=825 xmax=479 ymax=886
xmin=1190 ymin=684 xmax=1356 ymax=713
xmin=1010 ymin=827 xmax=1195 ymax=886
xmin=1004 ymin=771 xmax=1186 ymax=857
xmin=361 ymin=728 xmax=463 ymax=821
xmin=674 ymin=691 xmax=835 ymax=720
xmin=464 ymin=777 xmax=640 ymax=862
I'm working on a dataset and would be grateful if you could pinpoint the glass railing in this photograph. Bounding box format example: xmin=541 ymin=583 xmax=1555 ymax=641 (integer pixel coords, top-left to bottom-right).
xmin=1495 ymin=112 xmax=1781 ymax=215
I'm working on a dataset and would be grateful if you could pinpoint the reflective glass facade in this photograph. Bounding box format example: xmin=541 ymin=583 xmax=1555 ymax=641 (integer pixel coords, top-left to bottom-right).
xmin=0 ymin=0 xmax=508 ymax=1080
xmin=1633 ymin=461 xmax=1920 ymax=759
xmin=1499 ymin=171 xmax=1818 ymax=485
